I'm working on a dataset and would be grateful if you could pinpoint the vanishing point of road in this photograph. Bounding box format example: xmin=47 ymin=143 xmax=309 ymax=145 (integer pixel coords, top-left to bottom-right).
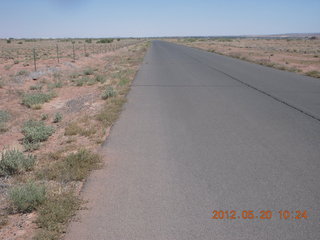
xmin=66 ymin=41 xmax=320 ymax=240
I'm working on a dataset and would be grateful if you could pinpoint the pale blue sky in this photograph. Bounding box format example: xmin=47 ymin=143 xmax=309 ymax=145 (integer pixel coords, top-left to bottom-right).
xmin=0 ymin=0 xmax=319 ymax=38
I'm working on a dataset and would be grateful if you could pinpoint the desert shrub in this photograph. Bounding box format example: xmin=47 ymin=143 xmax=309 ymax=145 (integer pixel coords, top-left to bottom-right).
xmin=34 ymin=193 xmax=80 ymax=240
xmin=96 ymin=97 xmax=126 ymax=127
xmin=9 ymin=182 xmax=46 ymax=213
xmin=94 ymin=75 xmax=107 ymax=83
xmin=41 ymin=114 xmax=48 ymax=121
xmin=22 ymin=92 xmax=53 ymax=108
xmin=305 ymin=71 xmax=320 ymax=78
xmin=0 ymin=110 xmax=10 ymax=133
xmin=22 ymin=120 xmax=54 ymax=151
xmin=95 ymin=75 xmax=107 ymax=83
xmin=41 ymin=149 xmax=100 ymax=182
xmin=16 ymin=70 xmax=29 ymax=76
xmin=97 ymin=38 xmax=113 ymax=44
xmin=30 ymin=84 xmax=43 ymax=91
xmin=64 ymin=122 xmax=81 ymax=136
xmin=74 ymin=77 xmax=90 ymax=86
xmin=53 ymin=113 xmax=62 ymax=123
xmin=48 ymin=81 xmax=63 ymax=89
xmin=0 ymin=149 xmax=36 ymax=176
xmin=118 ymin=78 xmax=129 ymax=86
xmin=101 ymin=86 xmax=117 ymax=100
xmin=85 ymin=39 xmax=92 ymax=43
xmin=0 ymin=110 xmax=10 ymax=123
xmin=83 ymin=68 xmax=94 ymax=75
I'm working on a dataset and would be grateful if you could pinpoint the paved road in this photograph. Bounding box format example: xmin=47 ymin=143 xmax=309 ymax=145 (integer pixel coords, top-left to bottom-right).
xmin=66 ymin=41 xmax=320 ymax=240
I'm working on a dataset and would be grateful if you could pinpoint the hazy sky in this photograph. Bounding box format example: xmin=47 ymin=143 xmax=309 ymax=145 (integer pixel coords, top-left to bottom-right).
xmin=0 ymin=0 xmax=319 ymax=38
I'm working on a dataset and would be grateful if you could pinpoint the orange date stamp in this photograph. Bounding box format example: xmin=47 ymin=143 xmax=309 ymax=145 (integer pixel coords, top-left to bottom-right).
xmin=211 ymin=210 xmax=308 ymax=220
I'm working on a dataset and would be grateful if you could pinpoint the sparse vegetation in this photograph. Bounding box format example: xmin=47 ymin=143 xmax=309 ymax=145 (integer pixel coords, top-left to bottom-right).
xmin=64 ymin=122 xmax=96 ymax=137
xmin=9 ymin=182 xmax=46 ymax=213
xmin=97 ymin=38 xmax=114 ymax=44
xmin=101 ymin=86 xmax=117 ymax=99
xmin=0 ymin=40 xmax=148 ymax=240
xmin=53 ymin=113 xmax=62 ymax=123
xmin=48 ymin=81 xmax=63 ymax=89
xmin=0 ymin=149 xmax=36 ymax=176
xmin=22 ymin=92 xmax=54 ymax=108
xmin=41 ymin=113 xmax=49 ymax=121
xmin=34 ymin=193 xmax=80 ymax=240
xmin=305 ymin=70 xmax=320 ymax=78
xmin=39 ymin=149 xmax=101 ymax=182
xmin=96 ymin=96 xmax=126 ymax=127
xmin=21 ymin=120 xmax=55 ymax=151
xmin=30 ymin=84 xmax=43 ymax=91
xmin=83 ymin=68 xmax=94 ymax=75
xmin=94 ymin=74 xmax=107 ymax=83
xmin=0 ymin=110 xmax=10 ymax=133
xmin=16 ymin=70 xmax=29 ymax=76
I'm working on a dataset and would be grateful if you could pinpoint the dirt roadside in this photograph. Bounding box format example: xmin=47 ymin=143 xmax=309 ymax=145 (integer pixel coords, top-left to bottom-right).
xmin=0 ymin=40 xmax=149 ymax=240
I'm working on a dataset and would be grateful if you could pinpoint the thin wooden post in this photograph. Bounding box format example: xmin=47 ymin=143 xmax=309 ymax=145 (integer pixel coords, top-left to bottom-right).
xmin=33 ymin=48 xmax=37 ymax=71
xmin=56 ymin=44 xmax=60 ymax=63
xmin=72 ymin=43 xmax=75 ymax=61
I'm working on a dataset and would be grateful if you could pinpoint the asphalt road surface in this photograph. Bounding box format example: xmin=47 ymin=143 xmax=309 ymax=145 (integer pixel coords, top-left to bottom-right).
xmin=66 ymin=41 xmax=320 ymax=240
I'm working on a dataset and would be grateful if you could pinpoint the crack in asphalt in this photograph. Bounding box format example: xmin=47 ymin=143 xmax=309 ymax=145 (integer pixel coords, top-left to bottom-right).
xmin=177 ymin=46 xmax=320 ymax=123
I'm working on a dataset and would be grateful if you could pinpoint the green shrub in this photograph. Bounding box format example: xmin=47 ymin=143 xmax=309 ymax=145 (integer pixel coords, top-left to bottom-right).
xmin=9 ymin=182 xmax=46 ymax=213
xmin=0 ymin=149 xmax=36 ymax=176
xmin=22 ymin=120 xmax=54 ymax=151
xmin=53 ymin=113 xmax=62 ymax=123
xmin=101 ymin=86 xmax=117 ymax=100
xmin=22 ymin=92 xmax=53 ymax=108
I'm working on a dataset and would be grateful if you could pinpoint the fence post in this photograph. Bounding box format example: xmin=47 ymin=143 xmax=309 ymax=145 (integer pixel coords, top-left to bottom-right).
xmin=56 ymin=44 xmax=60 ymax=63
xmin=72 ymin=43 xmax=75 ymax=61
xmin=33 ymin=48 xmax=37 ymax=71
xmin=84 ymin=44 xmax=87 ymax=56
